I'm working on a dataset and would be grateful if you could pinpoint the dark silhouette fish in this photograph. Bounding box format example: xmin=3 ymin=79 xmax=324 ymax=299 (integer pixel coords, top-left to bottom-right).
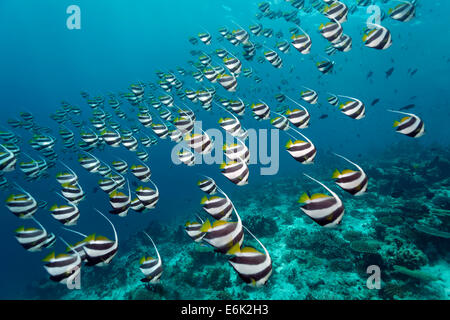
xmin=410 ymin=68 xmax=418 ymax=76
xmin=371 ymin=98 xmax=380 ymax=106
xmin=386 ymin=67 xmax=394 ymax=78
xmin=366 ymin=71 xmax=373 ymax=79
xmin=319 ymin=114 xmax=328 ymax=119
xmin=400 ymin=104 xmax=415 ymax=111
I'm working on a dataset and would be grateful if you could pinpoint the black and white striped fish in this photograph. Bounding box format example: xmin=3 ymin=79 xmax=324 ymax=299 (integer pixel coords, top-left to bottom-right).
xmin=389 ymin=109 xmax=425 ymax=138
xmin=251 ymin=101 xmax=271 ymax=120
xmin=319 ymin=21 xmax=343 ymax=43
xmin=43 ymin=240 xmax=81 ymax=284
xmin=140 ymin=232 xmax=163 ymax=284
xmin=197 ymin=177 xmax=217 ymax=194
xmin=178 ymin=149 xmax=195 ymax=166
xmin=109 ymin=180 xmax=131 ymax=217
xmin=323 ymin=1 xmax=348 ymax=23
xmin=228 ymin=227 xmax=272 ymax=287
xmin=131 ymin=163 xmax=151 ymax=182
xmin=61 ymin=183 xmax=85 ymax=205
xmin=270 ymin=114 xmax=290 ymax=131
xmin=112 ymin=160 xmax=128 ymax=174
xmin=15 ymin=218 xmax=55 ymax=251
xmin=201 ymin=194 xmax=233 ymax=221
xmin=264 ymin=50 xmax=283 ymax=68
xmin=50 ymin=193 xmax=80 ymax=226
xmin=300 ymin=88 xmax=318 ymax=104
xmin=185 ymin=219 xmax=206 ymax=243
xmin=333 ymin=34 xmax=352 ymax=52
xmin=83 ymin=209 xmax=118 ymax=266
xmin=223 ymin=56 xmax=242 ymax=75
xmin=291 ymin=30 xmax=312 ymax=54
xmin=316 ymin=60 xmax=335 ymax=74
xmin=151 ymin=123 xmax=169 ymax=139
xmin=363 ymin=24 xmax=392 ymax=50
xmin=298 ymin=174 xmax=345 ymax=227
xmin=338 ymin=95 xmax=365 ymax=119
xmin=56 ymin=162 xmax=78 ymax=185
xmin=185 ymin=132 xmax=213 ymax=154
xmin=219 ymin=116 xmax=242 ymax=136
xmin=220 ymin=158 xmax=249 ymax=186
xmin=229 ymin=99 xmax=245 ymax=116
xmin=223 ymin=138 xmax=250 ymax=164
xmin=6 ymin=185 xmax=37 ymax=219
xmin=389 ymin=1 xmax=415 ymax=22
xmin=78 ymin=153 xmax=100 ymax=173
xmin=285 ymin=129 xmax=316 ymax=164
xmin=0 ymin=144 xmax=17 ymax=172
xmin=101 ymin=129 xmax=122 ymax=147
xmin=217 ymin=73 xmax=238 ymax=92
xmin=200 ymin=198 xmax=244 ymax=254
xmin=327 ymin=93 xmax=339 ymax=106
xmin=332 ymin=153 xmax=368 ymax=196
xmin=136 ymin=180 xmax=159 ymax=209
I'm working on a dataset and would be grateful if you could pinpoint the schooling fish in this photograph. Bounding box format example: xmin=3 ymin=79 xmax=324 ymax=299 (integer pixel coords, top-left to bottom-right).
xmin=185 ymin=215 xmax=206 ymax=243
xmin=6 ymin=184 xmax=38 ymax=219
xmin=220 ymin=158 xmax=249 ymax=186
xmin=337 ymin=95 xmax=365 ymax=119
xmin=285 ymin=128 xmax=316 ymax=164
xmin=83 ymin=209 xmax=119 ymax=266
xmin=385 ymin=67 xmax=394 ymax=78
xmin=371 ymin=98 xmax=380 ymax=106
xmin=43 ymin=238 xmax=81 ymax=284
xmin=139 ymin=232 xmax=163 ymax=284
xmin=135 ymin=183 xmax=159 ymax=211
xmin=298 ymin=174 xmax=345 ymax=227
xmin=389 ymin=1 xmax=415 ymax=22
xmin=228 ymin=226 xmax=272 ymax=287
xmin=197 ymin=176 xmax=217 ymax=195
xmin=399 ymin=104 xmax=415 ymax=111
xmin=109 ymin=180 xmax=131 ymax=217
xmin=363 ymin=24 xmax=392 ymax=50
xmin=300 ymin=87 xmax=318 ymax=104
xmin=388 ymin=109 xmax=425 ymax=138
xmin=0 ymin=144 xmax=17 ymax=172
xmin=331 ymin=153 xmax=368 ymax=196
xmin=200 ymin=200 xmax=244 ymax=254
xmin=15 ymin=217 xmax=55 ymax=252
xmin=201 ymin=194 xmax=233 ymax=221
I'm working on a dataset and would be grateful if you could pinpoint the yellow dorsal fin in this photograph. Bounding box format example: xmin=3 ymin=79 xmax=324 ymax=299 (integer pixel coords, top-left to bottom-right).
xmin=200 ymin=196 xmax=209 ymax=204
xmin=332 ymin=169 xmax=341 ymax=179
xmin=83 ymin=234 xmax=96 ymax=243
xmin=341 ymin=169 xmax=356 ymax=175
xmin=42 ymin=252 xmax=55 ymax=262
xmin=212 ymin=220 xmax=229 ymax=228
xmin=200 ymin=219 xmax=212 ymax=232
xmin=310 ymin=193 xmax=330 ymax=200
xmin=139 ymin=256 xmax=146 ymax=264
xmin=241 ymin=246 xmax=261 ymax=254
xmin=227 ymin=242 xmax=241 ymax=255
xmin=400 ymin=116 xmax=411 ymax=122
xmin=298 ymin=193 xmax=310 ymax=203
xmin=95 ymin=235 xmax=110 ymax=241
xmin=285 ymin=139 xmax=293 ymax=149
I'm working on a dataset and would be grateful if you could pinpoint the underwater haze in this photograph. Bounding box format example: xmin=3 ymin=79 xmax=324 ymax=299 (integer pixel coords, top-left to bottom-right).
xmin=0 ymin=0 xmax=449 ymax=300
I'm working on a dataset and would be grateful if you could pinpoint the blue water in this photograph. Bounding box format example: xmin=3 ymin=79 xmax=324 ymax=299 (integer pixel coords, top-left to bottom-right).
xmin=0 ymin=0 xmax=449 ymax=299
